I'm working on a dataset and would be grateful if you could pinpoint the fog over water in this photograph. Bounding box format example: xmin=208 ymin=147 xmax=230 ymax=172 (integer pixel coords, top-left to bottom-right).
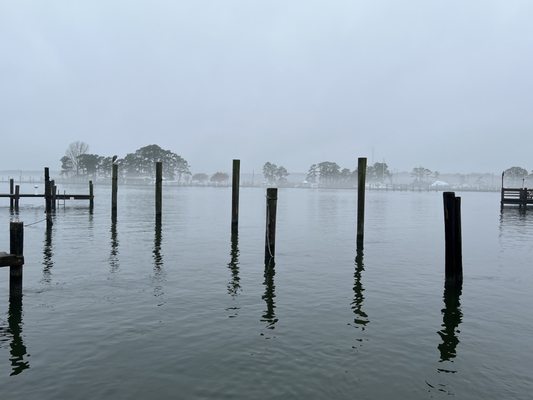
xmin=1 ymin=1 xmax=533 ymax=173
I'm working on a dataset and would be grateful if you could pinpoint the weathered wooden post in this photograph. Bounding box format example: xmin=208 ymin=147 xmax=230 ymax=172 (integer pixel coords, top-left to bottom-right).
xmin=44 ymin=167 xmax=52 ymax=214
xmin=500 ymin=171 xmax=504 ymax=211
xmin=51 ymin=179 xmax=56 ymax=211
xmin=111 ymin=164 xmax=118 ymax=220
xmin=155 ymin=161 xmax=162 ymax=220
xmin=10 ymin=222 xmax=24 ymax=297
xmin=89 ymin=180 xmax=94 ymax=211
xmin=9 ymin=178 xmax=14 ymax=210
xmin=357 ymin=157 xmax=367 ymax=250
xmin=265 ymin=188 xmax=278 ymax=262
xmin=14 ymin=185 xmax=20 ymax=211
xmin=231 ymin=159 xmax=240 ymax=234
xmin=443 ymin=192 xmax=463 ymax=285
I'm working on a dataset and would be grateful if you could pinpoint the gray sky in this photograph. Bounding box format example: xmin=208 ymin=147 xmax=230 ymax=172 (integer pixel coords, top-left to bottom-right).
xmin=1 ymin=0 xmax=532 ymax=174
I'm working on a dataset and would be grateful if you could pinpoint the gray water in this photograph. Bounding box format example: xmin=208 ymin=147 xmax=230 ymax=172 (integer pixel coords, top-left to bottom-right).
xmin=0 ymin=185 xmax=532 ymax=399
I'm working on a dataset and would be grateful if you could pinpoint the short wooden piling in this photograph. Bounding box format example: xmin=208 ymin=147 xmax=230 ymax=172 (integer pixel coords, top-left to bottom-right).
xmin=44 ymin=167 xmax=51 ymax=214
xmin=265 ymin=188 xmax=278 ymax=262
xmin=10 ymin=222 xmax=23 ymax=297
xmin=111 ymin=164 xmax=118 ymax=220
xmin=443 ymin=192 xmax=463 ymax=285
xmin=155 ymin=161 xmax=162 ymax=219
xmin=231 ymin=159 xmax=240 ymax=233
xmin=51 ymin=180 xmax=56 ymax=211
xmin=89 ymin=180 xmax=94 ymax=210
xmin=14 ymin=185 xmax=20 ymax=211
xmin=9 ymin=179 xmax=14 ymax=210
xmin=357 ymin=157 xmax=367 ymax=249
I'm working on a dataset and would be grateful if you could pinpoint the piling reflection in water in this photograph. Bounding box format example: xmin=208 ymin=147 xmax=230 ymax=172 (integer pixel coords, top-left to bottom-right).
xmin=227 ymin=233 xmax=241 ymax=297
xmin=42 ymin=218 xmax=54 ymax=283
xmin=437 ymin=283 xmax=463 ymax=371
xmin=152 ymin=218 xmax=165 ymax=301
xmin=109 ymin=220 xmax=119 ymax=273
xmin=351 ymin=249 xmax=369 ymax=332
xmin=0 ymin=297 xmax=30 ymax=376
xmin=261 ymin=259 xmax=278 ymax=330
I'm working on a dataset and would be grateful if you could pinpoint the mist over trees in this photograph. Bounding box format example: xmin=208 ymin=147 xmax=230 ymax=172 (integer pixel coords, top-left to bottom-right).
xmin=60 ymin=142 xmax=190 ymax=181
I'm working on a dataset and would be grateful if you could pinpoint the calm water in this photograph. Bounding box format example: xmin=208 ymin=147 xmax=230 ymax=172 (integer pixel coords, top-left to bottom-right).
xmin=0 ymin=184 xmax=532 ymax=399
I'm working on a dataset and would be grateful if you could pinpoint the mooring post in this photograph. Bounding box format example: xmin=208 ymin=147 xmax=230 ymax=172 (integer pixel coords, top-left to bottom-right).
xmin=9 ymin=222 xmax=24 ymax=297
xmin=9 ymin=178 xmax=14 ymax=210
xmin=500 ymin=171 xmax=504 ymax=210
xmin=357 ymin=157 xmax=367 ymax=249
xmin=231 ymin=159 xmax=240 ymax=234
xmin=443 ymin=192 xmax=463 ymax=285
xmin=51 ymin=179 xmax=56 ymax=211
xmin=265 ymin=188 xmax=278 ymax=262
xmin=155 ymin=161 xmax=162 ymax=220
xmin=14 ymin=185 xmax=20 ymax=211
xmin=44 ymin=167 xmax=51 ymax=214
xmin=111 ymin=163 xmax=118 ymax=220
xmin=89 ymin=180 xmax=94 ymax=210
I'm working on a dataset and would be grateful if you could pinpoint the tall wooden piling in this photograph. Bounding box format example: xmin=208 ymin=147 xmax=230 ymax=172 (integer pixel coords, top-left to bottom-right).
xmin=14 ymin=185 xmax=20 ymax=211
xmin=231 ymin=159 xmax=240 ymax=234
xmin=44 ymin=167 xmax=52 ymax=214
xmin=9 ymin=179 xmax=14 ymax=210
xmin=357 ymin=157 xmax=367 ymax=249
xmin=89 ymin=180 xmax=94 ymax=210
xmin=10 ymin=222 xmax=24 ymax=297
xmin=443 ymin=192 xmax=463 ymax=285
xmin=111 ymin=164 xmax=118 ymax=220
xmin=155 ymin=161 xmax=162 ymax=220
xmin=265 ymin=188 xmax=278 ymax=262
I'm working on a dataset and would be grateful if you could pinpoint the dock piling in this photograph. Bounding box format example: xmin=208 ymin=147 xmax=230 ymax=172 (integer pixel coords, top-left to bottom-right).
xmin=14 ymin=185 xmax=20 ymax=211
xmin=231 ymin=159 xmax=240 ymax=234
xmin=443 ymin=192 xmax=463 ymax=285
xmin=265 ymin=188 xmax=278 ymax=262
xmin=9 ymin=179 xmax=14 ymax=210
xmin=51 ymin=180 xmax=56 ymax=211
xmin=112 ymin=164 xmax=118 ymax=220
xmin=89 ymin=180 xmax=94 ymax=211
xmin=9 ymin=222 xmax=23 ymax=297
xmin=44 ymin=167 xmax=52 ymax=214
xmin=155 ymin=161 xmax=162 ymax=220
xmin=357 ymin=157 xmax=367 ymax=250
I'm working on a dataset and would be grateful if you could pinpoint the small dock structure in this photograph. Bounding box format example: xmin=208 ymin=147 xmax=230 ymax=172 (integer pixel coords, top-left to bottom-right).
xmin=500 ymin=171 xmax=533 ymax=210
xmin=1 ymin=168 xmax=94 ymax=211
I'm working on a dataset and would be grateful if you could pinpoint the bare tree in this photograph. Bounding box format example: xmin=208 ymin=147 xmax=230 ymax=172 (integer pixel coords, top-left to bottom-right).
xmin=65 ymin=141 xmax=89 ymax=176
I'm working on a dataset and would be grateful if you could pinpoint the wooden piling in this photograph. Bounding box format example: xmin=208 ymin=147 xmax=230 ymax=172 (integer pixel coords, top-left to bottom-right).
xmin=51 ymin=180 xmax=56 ymax=211
xmin=9 ymin=179 xmax=14 ymax=210
xmin=231 ymin=159 xmax=240 ymax=234
xmin=44 ymin=167 xmax=51 ymax=214
xmin=111 ymin=164 xmax=118 ymax=220
xmin=443 ymin=192 xmax=463 ymax=285
xmin=9 ymin=222 xmax=23 ymax=297
xmin=265 ymin=188 xmax=278 ymax=262
xmin=89 ymin=180 xmax=94 ymax=210
xmin=14 ymin=185 xmax=20 ymax=211
xmin=155 ymin=161 xmax=162 ymax=219
xmin=357 ymin=157 xmax=367 ymax=249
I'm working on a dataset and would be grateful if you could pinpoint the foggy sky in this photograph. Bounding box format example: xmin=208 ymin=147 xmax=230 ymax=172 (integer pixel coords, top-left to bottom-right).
xmin=1 ymin=1 xmax=532 ymax=174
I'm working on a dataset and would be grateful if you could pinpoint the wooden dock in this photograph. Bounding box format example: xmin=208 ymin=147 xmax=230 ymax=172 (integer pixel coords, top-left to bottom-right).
xmin=2 ymin=168 xmax=93 ymax=210
xmin=500 ymin=187 xmax=533 ymax=209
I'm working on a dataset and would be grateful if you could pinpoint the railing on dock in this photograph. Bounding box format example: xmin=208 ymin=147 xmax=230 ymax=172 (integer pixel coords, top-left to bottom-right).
xmin=500 ymin=187 xmax=533 ymax=209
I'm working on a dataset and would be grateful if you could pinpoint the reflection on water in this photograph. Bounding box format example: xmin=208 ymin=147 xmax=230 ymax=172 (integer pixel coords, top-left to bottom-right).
xmin=351 ymin=249 xmax=369 ymax=332
xmin=0 ymin=297 xmax=30 ymax=376
xmin=227 ymin=233 xmax=241 ymax=297
xmin=152 ymin=218 xmax=165 ymax=302
xmin=437 ymin=283 xmax=463 ymax=371
xmin=42 ymin=219 xmax=54 ymax=284
xmin=261 ymin=259 xmax=278 ymax=330
xmin=109 ymin=220 xmax=119 ymax=273
xmin=499 ymin=208 xmax=533 ymax=245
